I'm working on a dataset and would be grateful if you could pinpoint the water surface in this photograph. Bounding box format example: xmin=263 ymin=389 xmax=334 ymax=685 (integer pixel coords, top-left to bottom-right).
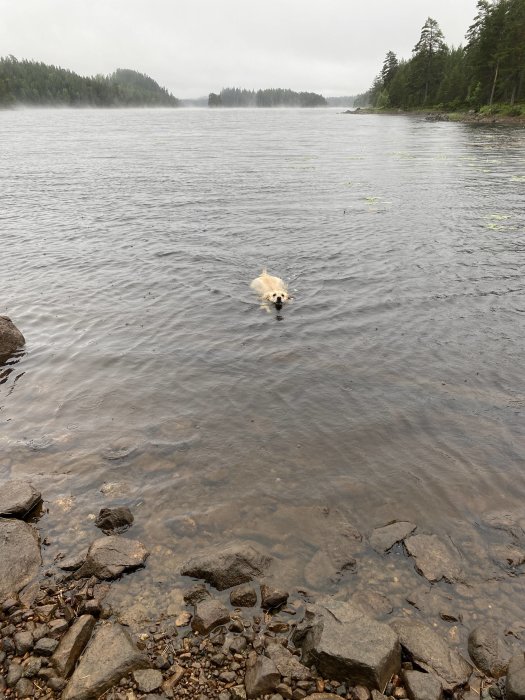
xmin=1 ymin=108 xmax=524 ymax=637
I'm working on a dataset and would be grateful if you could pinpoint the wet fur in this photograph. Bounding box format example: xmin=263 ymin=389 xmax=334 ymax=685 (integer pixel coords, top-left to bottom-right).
xmin=250 ymin=269 xmax=290 ymax=307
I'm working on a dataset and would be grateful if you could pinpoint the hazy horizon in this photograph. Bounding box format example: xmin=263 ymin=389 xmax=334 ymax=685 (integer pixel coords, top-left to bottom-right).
xmin=1 ymin=0 xmax=480 ymax=99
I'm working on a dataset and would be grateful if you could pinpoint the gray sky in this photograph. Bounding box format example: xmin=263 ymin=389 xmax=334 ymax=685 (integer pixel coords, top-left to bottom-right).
xmin=1 ymin=0 xmax=480 ymax=98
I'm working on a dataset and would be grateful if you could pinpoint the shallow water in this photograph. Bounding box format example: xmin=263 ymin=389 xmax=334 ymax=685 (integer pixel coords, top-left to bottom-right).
xmin=1 ymin=108 xmax=524 ymax=637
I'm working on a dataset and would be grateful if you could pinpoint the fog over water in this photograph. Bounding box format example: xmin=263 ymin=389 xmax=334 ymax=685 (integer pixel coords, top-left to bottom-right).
xmin=0 ymin=0 xmax=480 ymax=97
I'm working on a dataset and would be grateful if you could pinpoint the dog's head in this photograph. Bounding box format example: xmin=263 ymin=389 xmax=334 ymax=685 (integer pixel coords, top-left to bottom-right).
xmin=265 ymin=290 xmax=289 ymax=309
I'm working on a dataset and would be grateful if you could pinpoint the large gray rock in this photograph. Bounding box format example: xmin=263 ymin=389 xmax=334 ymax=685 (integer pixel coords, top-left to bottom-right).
xmin=0 ymin=480 xmax=42 ymax=519
xmin=507 ymin=652 xmax=525 ymax=700
xmin=51 ymin=615 xmax=96 ymax=678
xmin=0 ymin=519 xmax=41 ymax=600
xmin=391 ymin=619 xmax=471 ymax=691
xmin=293 ymin=599 xmax=400 ymax=690
xmin=404 ymin=534 xmax=462 ymax=583
xmin=370 ymin=522 xmax=417 ymax=554
xmin=180 ymin=541 xmax=272 ymax=591
xmin=403 ymin=670 xmax=443 ymax=700
xmin=74 ymin=536 xmax=149 ymax=580
xmin=62 ymin=622 xmax=148 ymax=700
xmin=0 ymin=316 xmax=25 ymax=359
xmin=244 ymin=654 xmax=280 ymax=698
xmin=468 ymin=625 xmax=510 ymax=678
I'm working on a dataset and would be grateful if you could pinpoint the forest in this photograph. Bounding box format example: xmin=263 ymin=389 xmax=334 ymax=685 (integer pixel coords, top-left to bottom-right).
xmin=0 ymin=57 xmax=179 ymax=107
xmin=208 ymin=87 xmax=327 ymax=107
xmin=355 ymin=0 xmax=525 ymax=113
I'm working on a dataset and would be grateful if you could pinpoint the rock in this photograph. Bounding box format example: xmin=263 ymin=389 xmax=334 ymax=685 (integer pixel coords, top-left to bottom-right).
xmin=181 ymin=542 xmax=272 ymax=591
xmin=293 ymin=599 xmax=400 ymax=690
xmin=403 ymin=670 xmax=443 ymax=700
xmin=230 ymin=583 xmax=258 ymax=607
xmin=0 ymin=316 xmax=25 ymax=359
xmin=468 ymin=625 xmax=510 ymax=678
xmin=34 ymin=637 xmax=59 ymax=656
xmin=94 ymin=507 xmax=134 ymax=534
xmin=231 ymin=686 xmax=247 ymax=700
xmin=490 ymin=544 xmax=525 ymax=568
xmin=0 ymin=480 xmax=42 ymax=518
xmin=261 ymin=584 xmax=289 ymax=610
xmin=75 ymin=536 xmax=149 ymax=580
xmin=184 ymin=583 xmax=211 ymax=605
xmin=244 ymin=655 xmax=280 ymax=698
xmin=62 ymin=622 xmax=148 ymax=700
xmin=404 ymin=534 xmax=462 ymax=583
xmin=7 ymin=663 xmax=23 ymax=687
xmin=0 ymin=519 xmax=41 ymax=600
xmin=305 ymin=695 xmax=343 ymax=700
xmin=15 ymin=678 xmax=34 ymax=697
xmin=48 ymin=619 xmax=70 ymax=637
xmin=369 ymin=522 xmax=417 ymax=554
xmin=266 ymin=641 xmax=310 ymax=680
xmin=14 ymin=630 xmax=34 ymax=654
xmin=59 ymin=548 xmax=89 ymax=571
xmin=133 ymin=669 xmax=164 ymax=693
xmin=51 ymin=615 xmax=96 ymax=678
xmin=191 ymin=597 xmax=230 ymax=634
xmin=21 ymin=656 xmax=42 ymax=678
xmin=48 ymin=677 xmax=68 ymax=691
xmin=390 ymin=619 xmax=471 ymax=691
xmin=507 ymin=652 xmax=525 ymax=700
xmin=351 ymin=591 xmax=393 ymax=617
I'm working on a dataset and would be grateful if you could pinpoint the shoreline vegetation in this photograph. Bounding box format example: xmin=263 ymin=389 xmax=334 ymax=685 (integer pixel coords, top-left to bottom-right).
xmin=354 ymin=1 xmax=525 ymax=120
xmin=343 ymin=106 xmax=525 ymax=126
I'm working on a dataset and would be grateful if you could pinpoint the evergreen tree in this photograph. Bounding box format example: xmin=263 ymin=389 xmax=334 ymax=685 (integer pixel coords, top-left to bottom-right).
xmin=411 ymin=17 xmax=448 ymax=105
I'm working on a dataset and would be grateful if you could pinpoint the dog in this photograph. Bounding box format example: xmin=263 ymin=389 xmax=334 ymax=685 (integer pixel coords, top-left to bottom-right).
xmin=250 ymin=269 xmax=290 ymax=310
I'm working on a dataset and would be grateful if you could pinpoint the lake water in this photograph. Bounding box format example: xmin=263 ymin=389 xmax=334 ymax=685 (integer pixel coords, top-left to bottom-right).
xmin=1 ymin=108 xmax=524 ymax=638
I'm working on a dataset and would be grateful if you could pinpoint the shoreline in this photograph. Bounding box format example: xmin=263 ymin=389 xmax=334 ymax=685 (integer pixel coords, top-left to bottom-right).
xmin=343 ymin=107 xmax=525 ymax=126
xmin=1 ymin=480 xmax=524 ymax=700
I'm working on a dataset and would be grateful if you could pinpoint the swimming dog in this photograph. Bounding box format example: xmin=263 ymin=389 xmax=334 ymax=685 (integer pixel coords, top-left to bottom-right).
xmin=250 ymin=269 xmax=290 ymax=310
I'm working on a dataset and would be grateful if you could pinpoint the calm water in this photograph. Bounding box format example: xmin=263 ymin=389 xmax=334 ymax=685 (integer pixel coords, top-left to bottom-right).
xmin=1 ymin=108 xmax=524 ymax=634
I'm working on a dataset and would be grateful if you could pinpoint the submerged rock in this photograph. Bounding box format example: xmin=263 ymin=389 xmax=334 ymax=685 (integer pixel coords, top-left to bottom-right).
xmin=0 ymin=480 xmax=42 ymax=519
xmin=293 ymin=599 xmax=400 ymax=690
xmin=180 ymin=541 xmax=272 ymax=590
xmin=506 ymin=652 xmax=525 ymax=700
xmin=0 ymin=316 xmax=25 ymax=359
xmin=230 ymin=583 xmax=258 ymax=607
xmin=94 ymin=506 xmax=134 ymax=534
xmin=391 ymin=619 xmax=471 ymax=691
xmin=404 ymin=534 xmax=462 ymax=583
xmin=369 ymin=522 xmax=417 ymax=554
xmin=0 ymin=519 xmax=41 ymax=600
xmin=62 ymin=622 xmax=148 ymax=700
xmin=75 ymin=535 xmax=149 ymax=580
xmin=468 ymin=625 xmax=510 ymax=678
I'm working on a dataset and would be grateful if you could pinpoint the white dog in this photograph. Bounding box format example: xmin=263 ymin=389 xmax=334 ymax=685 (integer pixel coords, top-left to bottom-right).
xmin=250 ymin=269 xmax=290 ymax=310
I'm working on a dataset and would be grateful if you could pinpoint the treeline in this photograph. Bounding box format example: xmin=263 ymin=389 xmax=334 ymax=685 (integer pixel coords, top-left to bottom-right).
xmin=208 ymin=87 xmax=327 ymax=107
xmin=0 ymin=57 xmax=179 ymax=107
xmin=355 ymin=0 xmax=525 ymax=111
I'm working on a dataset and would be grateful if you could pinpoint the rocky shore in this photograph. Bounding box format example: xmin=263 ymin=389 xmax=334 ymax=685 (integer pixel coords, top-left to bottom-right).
xmin=2 ymin=480 xmax=525 ymax=700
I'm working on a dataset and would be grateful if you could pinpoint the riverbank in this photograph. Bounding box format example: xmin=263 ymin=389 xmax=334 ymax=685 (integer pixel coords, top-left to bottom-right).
xmin=344 ymin=107 xmax=525 ymax=126
xmin=2 ymin=480 xmax=525 ymax=700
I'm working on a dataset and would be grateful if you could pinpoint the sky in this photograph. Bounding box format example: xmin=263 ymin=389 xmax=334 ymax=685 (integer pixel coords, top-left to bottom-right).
xmin=0 ymin=0 xmax=481 ymax=99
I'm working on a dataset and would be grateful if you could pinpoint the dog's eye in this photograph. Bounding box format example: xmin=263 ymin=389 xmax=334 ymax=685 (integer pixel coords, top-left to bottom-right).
xmin=272 ymin=293 xmax=276 ymax=297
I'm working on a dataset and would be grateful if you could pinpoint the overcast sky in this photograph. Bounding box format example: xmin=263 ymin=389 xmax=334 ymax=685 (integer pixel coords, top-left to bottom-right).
xmin=1 ymin=0 xmax=480 ymax=98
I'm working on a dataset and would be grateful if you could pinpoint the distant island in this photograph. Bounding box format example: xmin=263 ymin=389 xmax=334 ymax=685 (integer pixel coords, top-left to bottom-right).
xmin=0 ymin=56 xmax=179 ymax=107
xmin=208 ymin=87 xmax=327 ymax=107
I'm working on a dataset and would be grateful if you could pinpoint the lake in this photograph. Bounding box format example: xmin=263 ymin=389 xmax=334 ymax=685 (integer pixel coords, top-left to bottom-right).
xmin=1 ymin=107 xmax=524 ymax=635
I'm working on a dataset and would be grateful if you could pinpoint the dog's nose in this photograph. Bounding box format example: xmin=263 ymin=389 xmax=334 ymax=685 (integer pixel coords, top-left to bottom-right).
xmin=276 ymin=296 xmax=282 ymax=303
